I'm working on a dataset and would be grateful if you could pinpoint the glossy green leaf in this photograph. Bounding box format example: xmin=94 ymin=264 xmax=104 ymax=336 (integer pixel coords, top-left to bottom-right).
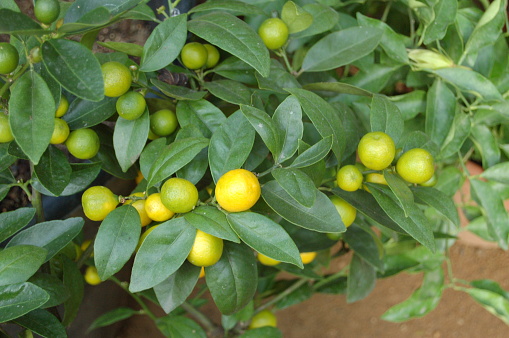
xmin=14 ymin=309 xmax=66 ymax=338
xmin=58 ymin=7 xmax=111 ymax=34
xmin=241 ymin=105 xmax=281 ymax=159
xmin=63 ymin=96 xmax=117 ymax=129
xmin=98 ymin=41 xmax=143 ymax=57
xmin=113 ymin=111 xmax=149 ymax=172
xmin=156 ymin=315 xmax=206 ymax=338
xmin=153 ymin=261 xmax=200 ymax=314
xmin=188 ymin=12 xmax=270 ymax=77
xmin=147 ymin=137 xmax=209 ymax=188
xmin=65 ymin=0 xmax=141 ymax=22
xmin=255 ymin=60 xmax=301 ymax=94
xmin=439 ymin=112 xmax=472 ymax=159
xmin=281 ymin=1 xmax=313 ymax=34
xmin=432 ymin=67 xmax=502 ymax=101
xmin=272 ymin=168 xmax=316 ymax=208
xmin=425 ymin=79 xmax=456 ymax=147
xmin=240 ymin=327 xmax=283 ymax=338
xmin=88 ymin=307 xmax=139 ymax=332
xmin=7 ymin=218 xmax=84 ymax=262
xmin=0 ymin=9 xmax=43 ymax=35
xmin=28 ymin=273 xmax=69 ymax=309
xmin=399 ymin=131 xmax=439 ymax=158
xmin=471 ymin=124 xmax=500 ymax=168
xmin=60 ymin=162 xmax=102 ymax=196
xmin=303 ymin=82 xmax=373 ymax=97
xmin=0 ymin=246 xmax=46 ymax=287
xmin=184 ymin=206 xmax=239 ymax=243
xmin=370 ymin=95 xmax=404 ymax=144
xmin=0 ymin=143 xmax=16 ymax=172
xmin=130 ymin=218 xmax=195 ymax=293
xmin=95 ymin=205 xmax=141 ymax=280
xmin=176 ymin=100 xmax=226 ymax=138
xmin=346 ymin=253 xmax=376 ymax=303
xmin=262 ymin=180 xmax=344 ymax=233
xmin=344 ymin=225 xmax=384 ymax=271
xmin=378 ymin=254 xmax=420 ymax=278
xmin=0 ymin=0 xmax=19 ymax=11
xmin=302 ymin=27 xmax=382 ymax=72
xmin=276 ymin=282 xmax=313 ymax=310
xmin=209 ymin=111 xmax=255 ymax=183
xmin=34 ymin=146 xmax=72 ymax=196
xmin=42 ymin=39 xmax=104 ymax=102
xmin=480 ymin=162 xmax=509 ymax=184
xmin=384 ymin=171 xmax=414 ymax=217
xmin=411 ymin=186 xmax=460 ymax=226
xmin=464 ymin=287 xmax=509 ymax=325
xmin=204 ymin=80 xmax=251 ymax=105
xmin=289 ymin=136 xmax=332 ymax=168
xmin=175 ymin=127 xmax=209 ymax=184
xmin=206 ymin=242 xmax=257 ymax=315
xmin=189 ymin=0 xmax=264 ymax=15
xmin=273 ymin=95 xmax=303 ymax=163
xmin=0 ymin=282 xmax=49 ymax=322
xmin=140 ymin=137 xmax=166 ymax=179
xmin=151 ymin=79 xmax=206 ymax=101
xmin=292 ymin=3 xmax=338 ymax=38
xmin=213 ymin=56 xmax=257 ymax=85
xmin=471 ymin=279 xmax=509 ymax=299
xmin=382 ymin=267 xmax=444 ymax=322
xmin=422 ymin=0 xmax=457 ymax=44
xmin=390 ymin=90 xmax=427 ymax=120
xmin=8 ymin=70 xmax=54 ymax=165
xmin=0 ymin=208 xmax=35 ymax=243
xmin=61 ymin=256 xmax=84 ymax=326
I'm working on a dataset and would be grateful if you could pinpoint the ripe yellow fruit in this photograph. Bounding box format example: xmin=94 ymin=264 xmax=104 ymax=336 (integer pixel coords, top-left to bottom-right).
xmin=258 ymin=18 xmax=289 ymax=50
xmin=363 ymin=172 xmax=388 ymax=192
xmin=81 ymin=186 xmax=118 ymax=221
xmin=187 ymin=230 xmax=223 ymax=267
xmin=0 ymin=114 xmax=14 ymax=143
xmin=55 ymin=95 xmax=69 ymax=117
xmin=330 ymin=195 xmax=356 ymax=228
xmin=357 ymin=131 xmax=395 ymax=170
xmin=131 ymin=200 xmax=152 ymax=227
xmin=396 ymin=148 xmax=435 ymax=184
xmin=249 ymin=310 xmax=277 ymax=329
xmin=300 ymin=252 xmax=317 ymax=264
xmin=84 ymin=266 xmax=102 ymax=285
xmin=101 ymin=61 xmax=132 ymax=98
xmin=215 ymin=169 xmax=261 ymax=212
xmin=160 ymin=178 xmax=199 ymax=213
xmin=257 ymin=253 xmax=280 ymax=266
xmin=336 ymin=165 xmax=363 ymax=191
xmin=145 ymin=193 xmax=174 ymax=222
xmin=50 ymin=118 xmax=70 ymax=144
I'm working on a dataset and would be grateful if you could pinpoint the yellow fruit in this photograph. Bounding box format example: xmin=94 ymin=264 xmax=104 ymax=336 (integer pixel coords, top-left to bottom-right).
xmin=363 ymin=172 xmax=388 ymax=192
xmin=258 ymin=18 xmax=289 ymax=50
xmin=136 ymin=224 xmax=159 ymax=251
xmin=249 ymin=310 xmax=277 ymax=329
xmin=257 ymin=253 xmax=280 ymax=266
xmin=330 ymin=195 xmax=356 ymax=228
xmin=150 ymin=109 xmax=178 ymax=137
xmin=199 ymin=266 xmax=205 ymax=278
xmin=160 ymin=178 xmax=199 ymax=213
xmin=84 ymin=266 xmax=102 ymax=285
xmin=66 ymin=128 xmax=100 ymax=160
xmin=300 ymin=252 xmax=317 ymax=264
xmin=55 ymin=95 xmax=69 ymax=117
xmin=145 ymin=193 xmax=174 ymax=222
xmin=215 ymin=169 xmax=261 ymax=212
xmin=187 ymin=230 xmax=223 ymax=267
xmin=203 ymin=44 xmax=220 ymax=68
xmin=101 ymin=61 xmax=132 ymax=98
xmin=81 ymin=186 xmax=118 ymax=221
xmin=135 ymin=170 xmax=144 ymax=184
xmin=357 ymin=131 xmax=395 ymax=170
xmin=50 ymin=118 xmax=70 ymax=144
xmin=396 ymin=148 xmax=435 ymax=184
xmin=336 ymin=165 xmax=363 ymax=191
xmin=181 ymin=42 xmax=208 ymax=70
xmin=0 ymin=114 xmax=14 ymax=143
xmin=132 ymin=200 xmax=152 ymax=227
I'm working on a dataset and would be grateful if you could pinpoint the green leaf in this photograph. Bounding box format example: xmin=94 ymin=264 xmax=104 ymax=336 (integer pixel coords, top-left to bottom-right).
xmin=153 ymin=261 xmax=200 ymax=314
xmin=470 ymin=179 xmax=509 ymax=249
xmin=292 ymin=3 xmax=338 ymax=38
xmin=147 ymin=137 xmax=209 ymax=188
xmin=344 ymin=225 xmax=384 ymax=271
xmin=59 ymin=162 xmax=102 ymax=196
xmin=28 ymin=273 xmax=69 ymax=309
xmin=432 ymin=67 xmax=502 ymax=101
xmin=188 ymin=12 xmax=270 ymax=77
xmin=9 ymin=70 xmax=54 ymax=165
xmin=140 ymin=137 xmax=166 ymax=179
xmin=370 ymin=94 xmax=404 ymax=144
xmin=204 ymin=80 xmax=251 ymax=105
xmin=0 ymin=208 xmax=35 ymax=243
xmin=113 ymin=111 xmax=149 ymax=172
xmin=400 ymin=131 xmax=439 ymax=158
xmin=61 ymin=256 xmax=83 ymax=326
xmin=390 ymin=90 xmax=427 ymax=120
xmin=206 ymin=242 xmax=257 ymax=315
xmin=471 ymin=279 xmax=509 ymax=299
xmin=275 ymin=282 xmax=312 ymax=310
xmin=130 ymin=218 xmax=195 ymax=293
xmin=151 ymin=79 xmax=206 ymax=101
xmin=63 ymin=96 xmax=117 ymax=129
xmin=14 ymin=309 xmax=67 ymax=338
xmin=273 ymin=96 xmax=303 ymax=163
xmin=98 ymin=41 xmax=143 ymax=57
xmin=64 ymin=0 xmax=141 ymax=22
xmin=0 ymin=9 xmax=43 ymax=35
xmin=289 ymin=136 xmax=332 ymax=168
xmin=384 ymin=171 xmax=414 ymax=217
xmin=34 ymin=146 xmax=72 ymax=196
xmin=0 ymin=0 xmax=19 ymax=11
xmin=272 ymin=168 xmax=316 ymax=208
xmin=422 ymin=0 xmax=457 ymax=44
xmin=241 ymin=105 xmax=281 ymax=159
xmin=255 ymin=60 xmax=301 ymax=94
xmin=286 ymin=88 xmax=344 ymax=163
xmin=301 ymin=27 xmax=382 ymax=72
xmin=184 ymin=206 xmax=239 ymax=243
xmin=302 ymin=82 xmax=373 ymax=97
xmin=480 ymin=162 xmax=509 ymax=184
xmin=213 ymin=56 xmax=257 ymax=85
xmin=0 ymin=246 xmax=47 ymax=287
xmin=281 ymin=1 xmax=313 ymax=34
xmin=425 ymin=79 xmax=456 ymax=147
xmin=95 ymin=205 xmax=141 ymax=281
xmin=209 ymin=111 xmax=255 ymax=183
xmin=378 ymin=254 xmax=419 ymax=278
xmin=346 ymin=253 xmax=376 ymax=303
xmin=227 ymin=212 xmax=302 ymax=268
xmin=58 ymin=7 xmax=111 ymax=34
xmin=440 ymin=112 xmax=472 ymax=159
xmin=42 ymin=39 xmax=104 ymax=102
xmin=0 ymin=282 xmax=49 ymax=322
xmin=464 ymin=287 xmax=509 ymax=325
xmin=471 ymin=124 xmax=500 ymax=168
xmin=411 ymin=186 xmax=460 ymax=225
xmin=7 ymin=218 xmax=84 ymax=262
xmin=189 ymin=0 xmax=264 ymax=15
xmin=240 ymin=327 xmax=282 ymax=338
xmin=0 ymin=143 xmax=16 ymax=172
xmin=382 ymin=267 xmax=444 ymax=321
xmin=262 ymin=180 xmax=345 ymax=233
xmin=88 ymin=307 xmax=139 ymax=332
xmin=121 ymin=3 xmax=155 ymax=21
xmin=176 ymin=100 xmax=226 ymax=138
xmin=156 ymin=315 xmax=206 ymax=338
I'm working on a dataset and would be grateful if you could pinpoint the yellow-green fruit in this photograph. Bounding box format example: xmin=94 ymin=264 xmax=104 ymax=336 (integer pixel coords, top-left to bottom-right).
xmin=34 ymin=0 xmax=60 ymax=24
xmin=101 ymin=61 xmax=132 ymax=98
xmin=0 ymin=42 xmax=19 ymax=75
xmin=116 ymin=91 xmax=146 ymax=120
xmin=187 ymin=230 xmax=224 ymax=267
xmin=181 ymin=42 xmax=208 ymax=70
xmin=145 ymin=193 xmax=174 ymax=222
xmin=336 ymin=165 xmax=363 ymax=192
xmin=0 ymin=114 xmax=14 ymax=143
xmin=81 ymin=186 xmax=118 ymax=221
xmin=203 ymin=44 xmax=220 ymax=68
xmin=150 ymin=109 xmax=178 ymax=136
xmin=357 ymin=131 xmax=395 ymax=170
xmin=84 ymin=266 xmax=102 ymax=285
xmin=249 ymin=310 xmax=277 ymax=329
xmin=160 ymin=178 xmax=199 ymax=213
xmin=330 ymin=195 xmax=356 ymax=228
xmin=258 ymin=18 xmax=289 ymax=50
xmin=65 ymin=128 xmax=100 ymax=159
xmin=50 ymin=118 xmax=70 ymax=144
xmin=396 ymin=148 xmax=435 ymax=184
xmin=257 ymin=253 xmax=280 ymax=266
xmin=55 ymin=96 xmax=69 ymax=117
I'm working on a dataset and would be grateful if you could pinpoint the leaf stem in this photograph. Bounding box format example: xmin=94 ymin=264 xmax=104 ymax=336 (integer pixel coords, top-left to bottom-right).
xmin=276 ymin=48 xmax=295 ymax=75
xmin=0 ymin=63 xmax=30 ymax=99
xmin=256 ymin=278 xmax=308 ymax=312
xmin=76 ymin=239 xmax=94 ymax=269
xmin=29 ymin=163 xmax=45 ymax=222
xmin=381 ymin=1 xmax=392 ymax=23
xmin=181 ymin=301 xmax=217 ymax=333
xmin=109 ymin=276 xmax=158 ymax=321
xmin=257 ymin=164 xmax=279 ymax=178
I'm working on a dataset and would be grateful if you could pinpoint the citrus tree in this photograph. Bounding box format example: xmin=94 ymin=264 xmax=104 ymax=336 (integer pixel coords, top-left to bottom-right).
xmin=1 ymin=0 xmax=509 ymax=336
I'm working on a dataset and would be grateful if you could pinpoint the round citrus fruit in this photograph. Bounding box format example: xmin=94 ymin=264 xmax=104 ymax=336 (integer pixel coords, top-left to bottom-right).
xmin=203 ymin=44 xmax=220 ymax=68
xmin=258 ymin=18 xmax=289 ymax=50
xmin=101 ymin=61 xmax=132 ymax=98
xmin=330 ymin=195 xmax=356 ymax=228
xmin=0 ymin=114 xmax=14 ymax=143
xmin=0 ymin=42 xmax=19 ymax=75
xmin=131 ymin=200 xmax=152 ymax=227
xmin=357 ymin=131 xmax=395 ymax=170
xmin=34 ymin=0 xmax=60 ymax=24
xmin=84 ymin=266 xmax=101 ymax=285
xmin=300 ymin=252 xmax=317 ymax=264
xmin=336 ymin=165 xmax=363 ymax=191
xmin=215 ymin=169 xmax=261 ymax=212
xmin=363 ymin=172 xmax=388 ymax=192
xmin=116 ymin=91 xmax=146 ymax=120
xmin=50 ymin=118 xmax=70 ymax=144
xmin=66 ymin=128 xmax=100 ymax=159
xmin=249 ymin=310 xmax=277 ymax=329
xmin=150 ymin=109 xmax=178 ymax=136
xmin=187 ymin=230 xmax=224 ymax=267
xmin=55 ymin=95 xmax=69 ymax=117
xmin=145 ymin=193 xmax=174 ymax=222
xmin=148 ymin=129 xmax=160 ymax=140
xmin=419 ymin=173 xmax=437 ymax=187
xmin=257 ymin=253 xmax=280 ymax=266
xmin=326 ymin=232 xmax=342 ymax=241
xmin=82 ymin=186 xmax=118 ymax=221
xmin=396 ymin=148 xmax=435 ymax=184
xmin=181 ymin=42 xmax=208 ymax=70
xmin=160 ymin=177 xmax=199 ymax=213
